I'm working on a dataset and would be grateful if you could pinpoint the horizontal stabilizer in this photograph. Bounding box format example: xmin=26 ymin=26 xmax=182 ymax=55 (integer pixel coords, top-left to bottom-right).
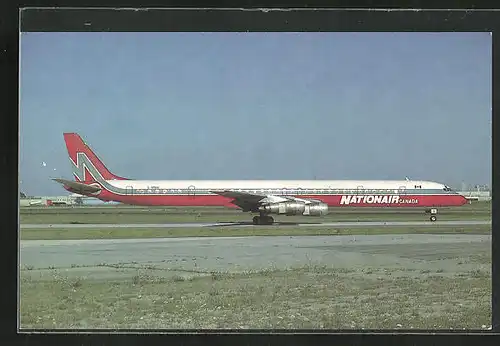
xmin=52 ymin=178 xmax=101 ymax=195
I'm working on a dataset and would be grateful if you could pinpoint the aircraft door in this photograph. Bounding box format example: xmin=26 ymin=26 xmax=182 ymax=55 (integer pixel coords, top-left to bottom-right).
xmin=398 ymin=186 xmax=406 ymax=195
xmin=356 ymin=185 xmax=364 ymax=195
xmin=126 ymin=185 xmax=134 ymax=195
xmin=188 ymin=185 xmax=196 ymax=199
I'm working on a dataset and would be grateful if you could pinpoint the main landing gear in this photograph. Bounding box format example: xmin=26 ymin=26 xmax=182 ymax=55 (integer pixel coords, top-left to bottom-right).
xmin=253 ymin=214 xmax=274 ymax=225
xmin=426 ymin=208 xmax=438 ymax=222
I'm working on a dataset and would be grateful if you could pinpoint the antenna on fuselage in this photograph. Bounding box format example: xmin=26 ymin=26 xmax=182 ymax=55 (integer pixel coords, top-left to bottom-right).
xmin=405 ymin=176 xmax=410 ymax=181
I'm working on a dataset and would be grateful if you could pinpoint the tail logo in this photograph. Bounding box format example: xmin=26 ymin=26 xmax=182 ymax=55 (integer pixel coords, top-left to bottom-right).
xmin=67 ymin=150 xmax=126 ymax=196
xmin=70 ymin=152 xmax=106 ymax=183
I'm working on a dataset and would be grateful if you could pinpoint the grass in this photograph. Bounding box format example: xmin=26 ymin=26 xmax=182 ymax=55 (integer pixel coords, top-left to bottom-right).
xmin=19 ymin=225 xmax=492 ymax=240
xmin=19 ymin=265 xmax=491 ymax=329
xmin=19 ymin=202 xmax=492 ymax=330
xmin=19 ymin=202 xmax=492 ymax=224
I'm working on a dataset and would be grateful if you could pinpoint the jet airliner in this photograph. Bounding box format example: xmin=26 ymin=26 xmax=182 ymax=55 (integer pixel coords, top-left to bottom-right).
xmin=53 ymin=133 xmax=468 ymax=225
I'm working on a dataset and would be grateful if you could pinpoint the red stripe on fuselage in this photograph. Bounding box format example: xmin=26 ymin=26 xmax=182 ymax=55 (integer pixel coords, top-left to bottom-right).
xmin=92 ymin=191 xmax=468 ymax=208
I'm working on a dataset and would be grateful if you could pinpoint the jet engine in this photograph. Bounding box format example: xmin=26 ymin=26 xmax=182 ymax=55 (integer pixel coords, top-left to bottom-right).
xmin=259 ymin=201 xmax=305 ymax=215
xmin=302 ymin=202 xmax=329 ymax=216
xmin=259 ymin=201 xmax=329 ymax=216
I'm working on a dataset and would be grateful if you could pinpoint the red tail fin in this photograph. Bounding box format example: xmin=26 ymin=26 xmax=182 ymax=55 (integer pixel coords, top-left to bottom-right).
xmin=63 ymin=133 xmax=128 ymax=182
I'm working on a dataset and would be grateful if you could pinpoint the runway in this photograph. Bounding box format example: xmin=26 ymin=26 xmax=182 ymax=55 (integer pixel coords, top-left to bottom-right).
xmin=20 ymin=233 xmax=491 ymax=282
xmin=19 ymin=220 xmax=491 ymax=229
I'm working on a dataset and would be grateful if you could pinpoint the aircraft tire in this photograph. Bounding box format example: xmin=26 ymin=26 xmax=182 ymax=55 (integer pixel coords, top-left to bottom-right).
xmin=253 ymin=216 xmax=260 ymax=225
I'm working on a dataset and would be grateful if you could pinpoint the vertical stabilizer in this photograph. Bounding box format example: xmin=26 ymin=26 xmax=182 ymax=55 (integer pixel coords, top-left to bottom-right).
xmin=63 ymin=133 xmax=128 ymax=182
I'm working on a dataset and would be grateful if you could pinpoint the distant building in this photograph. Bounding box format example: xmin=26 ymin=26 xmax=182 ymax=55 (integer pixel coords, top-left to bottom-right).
xmin=19 ymin=197 xmax=46 ymax=207
xmin=19 ymin=194 xmax=80 ymax=207
xmin=459 ymin=190 xmax=491 ymax=202
xmin=457 ymin=183 xmax=491 ymax=202
xmin=69 ymin=193 xmax=120 ymax=205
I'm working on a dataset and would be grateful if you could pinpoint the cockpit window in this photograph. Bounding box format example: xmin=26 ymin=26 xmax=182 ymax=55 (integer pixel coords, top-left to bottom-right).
xmin=443 ymin=186 xmax=452 ymax=192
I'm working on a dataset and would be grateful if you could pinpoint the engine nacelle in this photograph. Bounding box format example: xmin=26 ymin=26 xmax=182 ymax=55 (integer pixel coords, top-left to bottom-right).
xmin=259 ymin=201 xmax=306 ymax=215
xmin=259 ymin=201 xmax=329 ymax=216
xmin=302 ymin=202 xmax=329 ymax=216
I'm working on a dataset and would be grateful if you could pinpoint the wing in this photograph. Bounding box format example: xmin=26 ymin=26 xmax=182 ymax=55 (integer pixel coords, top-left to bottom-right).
xmin=52 ymin=178 xmax=101 ymax=195
xmin=210 ymin=190 xmax=319 ymax=211
xmin=210 ymin=190 xmax=267 ymax=211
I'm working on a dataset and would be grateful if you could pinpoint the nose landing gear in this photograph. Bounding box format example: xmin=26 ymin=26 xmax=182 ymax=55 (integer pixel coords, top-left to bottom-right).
xmin=426 ymin=208 xmax=438 ymax=222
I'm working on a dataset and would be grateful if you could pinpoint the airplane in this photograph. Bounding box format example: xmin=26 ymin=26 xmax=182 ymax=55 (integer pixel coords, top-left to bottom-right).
xmin=53 ymin=133 xmax=468 ymax=225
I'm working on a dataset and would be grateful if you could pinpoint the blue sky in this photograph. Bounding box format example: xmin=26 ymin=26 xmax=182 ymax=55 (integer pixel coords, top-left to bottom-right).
xmin=20 ymin=32 xmax=491 ymax=195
